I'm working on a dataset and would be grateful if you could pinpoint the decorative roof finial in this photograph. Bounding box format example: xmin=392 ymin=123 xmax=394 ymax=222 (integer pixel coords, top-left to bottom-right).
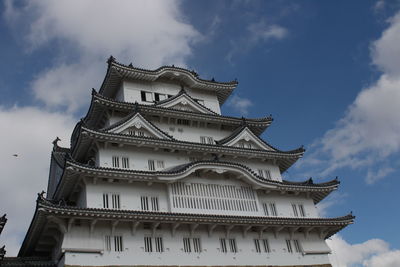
xmin=107 ymin=55 xmax=116 ymax=64
xmin=133 ymin=102 xmax=140 ymax=113
xmin=211 ymin=77 xmax=215 ymax=82
xmin=128 ymin=63 xmax=133 ymax=67
xmin=37 ymin=191 xmax=46 ymax=200
xmin=52 ymin=137 xmax=61 ymax=151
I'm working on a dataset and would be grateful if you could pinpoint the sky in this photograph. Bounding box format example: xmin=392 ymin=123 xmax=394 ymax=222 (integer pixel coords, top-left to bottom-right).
xmin=0 ymin=0 xmax=400 ymax=266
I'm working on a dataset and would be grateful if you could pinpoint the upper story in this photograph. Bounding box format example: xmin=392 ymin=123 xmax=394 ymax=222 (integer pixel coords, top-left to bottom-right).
xmin=99 ymin=56 xmax=238 ymax=115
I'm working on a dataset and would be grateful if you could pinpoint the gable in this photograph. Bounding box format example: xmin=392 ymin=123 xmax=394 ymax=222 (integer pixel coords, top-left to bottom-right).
xmin=157 ymin=94 xmax=214 ymax=114
xmin=222 ymin=127 xmax=275 ymax=151
xmin=106 ymin=113 xmax=172 ymax=140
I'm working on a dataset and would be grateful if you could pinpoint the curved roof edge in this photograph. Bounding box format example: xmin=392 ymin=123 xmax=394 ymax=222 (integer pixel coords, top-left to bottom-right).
xmin=217 ymin=124 xmax=306 ymax=154
xmin=99 ymin=56 xmax=238 ymax=105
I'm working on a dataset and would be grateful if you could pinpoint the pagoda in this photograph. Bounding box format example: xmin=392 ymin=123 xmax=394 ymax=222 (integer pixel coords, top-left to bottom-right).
xmin=12 ymin=57 xmax=354 ymax=267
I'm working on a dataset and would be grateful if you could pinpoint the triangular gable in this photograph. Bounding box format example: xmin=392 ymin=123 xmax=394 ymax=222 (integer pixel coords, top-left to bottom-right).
xmin=156 ymin=93 xmax=214 ymax=114
xmin=106 ymin=113 xmax=173 ymax=140
xmin=219 ymin=127 xmax=275 ymax=151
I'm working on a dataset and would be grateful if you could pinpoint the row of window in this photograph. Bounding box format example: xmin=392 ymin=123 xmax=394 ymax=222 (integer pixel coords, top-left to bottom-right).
xmin=102 ymin=193 xmax=307 ymax=217
xmin=140 ymin=90 xmax=205 ymax=105
xmin=104 ymin=236 xmax=302 ymax=254
xmin=111 ymin=156 xmax=165 ymax=171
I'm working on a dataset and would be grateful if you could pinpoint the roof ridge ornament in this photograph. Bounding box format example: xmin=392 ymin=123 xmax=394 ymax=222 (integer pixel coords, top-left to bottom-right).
xmin=107 ymin=55 xmax=116 ymax=65
xmin=52 ymin=137 xmax=61 ymax=151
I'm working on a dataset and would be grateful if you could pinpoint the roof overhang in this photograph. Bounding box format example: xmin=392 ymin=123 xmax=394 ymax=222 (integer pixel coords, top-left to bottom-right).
xmin=99 ymin=59 xmax=238 ymax=105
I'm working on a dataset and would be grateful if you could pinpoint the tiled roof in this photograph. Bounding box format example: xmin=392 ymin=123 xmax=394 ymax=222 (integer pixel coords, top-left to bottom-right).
xmin=99 ymin=57 xmax=237 ymax=105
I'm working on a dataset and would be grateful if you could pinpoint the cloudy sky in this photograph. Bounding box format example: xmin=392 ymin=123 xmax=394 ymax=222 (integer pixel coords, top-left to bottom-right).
xmin=1 ymin=0 xmax=400 ymax=266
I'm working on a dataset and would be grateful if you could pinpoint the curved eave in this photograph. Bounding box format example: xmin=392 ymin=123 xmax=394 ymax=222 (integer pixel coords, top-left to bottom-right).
xmin=54 ymin=158 xmax=338 ymax=204
xmin=73 ymin=127 xmax=303 ymax=172
xmin=83 ymin=92 xmax=272 ymax=135
xmin=99 ymin=59 xmax=237 ymax=105
xmin=39 ymin=197 xmax=355 ymax=239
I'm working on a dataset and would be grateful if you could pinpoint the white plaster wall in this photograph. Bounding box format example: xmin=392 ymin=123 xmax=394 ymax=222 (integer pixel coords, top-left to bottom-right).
xmin=97 ymin=146 xmax=188 ymax=171
xmin=152 ymin=121 xmax=232 ymax=143
xmin=257 ymin=191 xmax=319 ymax=218
xmin=62 ymin=224 xmax=331 ymax=266
xmin=119 ymin=80 xmax=221 ymax=114
xmin=81 ymin=174 xmax=318 ymax=219
xmin=86 ymin=181 xmax=169 ymax=211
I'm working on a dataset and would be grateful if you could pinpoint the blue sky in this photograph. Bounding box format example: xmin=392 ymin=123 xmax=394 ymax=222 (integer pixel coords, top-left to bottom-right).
xmin=1 ymin=0 xmax=400 ymax=266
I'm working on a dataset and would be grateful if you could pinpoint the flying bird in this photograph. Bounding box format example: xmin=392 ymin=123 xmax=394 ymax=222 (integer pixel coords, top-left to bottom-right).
xmin=12 ymin=154 xmax=18 ymax=157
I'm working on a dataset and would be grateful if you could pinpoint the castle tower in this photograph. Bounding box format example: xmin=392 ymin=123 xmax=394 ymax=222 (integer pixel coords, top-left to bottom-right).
xmin=15 ymin=57 xmax=354 ymax=267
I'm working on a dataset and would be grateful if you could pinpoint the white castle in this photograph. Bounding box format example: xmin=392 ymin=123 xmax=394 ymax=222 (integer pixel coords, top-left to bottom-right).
xmin=10 ymin=57 xmax=354 ymax=267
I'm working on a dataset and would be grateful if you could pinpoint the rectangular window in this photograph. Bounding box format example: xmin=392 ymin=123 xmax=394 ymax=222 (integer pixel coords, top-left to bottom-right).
xmin=200 ymin=136 xmax=214 ymax=144
xmin=103 ymin=193 xmax=109 ymax=209
xmin=183 ymin=237 xmax=191 ymax=253
xmin=141 ymin=196 xmax=149 ymax=211
xmin=258 ymin=169 xmax=264 ymax=177
xmin=144 ymin=237 xmax=153 ymax=252
xmin=269 ymin=203 xmax=277 ymax=216
xmin=156 ymin=160 xmax=165 ymax=169
xmin=286 ymin=239 xmax=293 ymax=253
xmin=114 ymin=236 xmax=123 ymax=252
xmin=299 ymin=204 xmax=306 ymax=217
xmin=262 ymin=203 xmax=269 ymax=216
xmin=263 ymin=239 xmax=270 ymax=253
xmin=105 ymin=236 xmax=123 ymax=252
xmin=254 ymin=239 xmax=261 ymax=253
xmin=141 ymin=91 xmax=154 ymax=102
xmin=105 ymin=235 xmax=111 ymax=251
xmin=112 ymin=194 xmax=120 ymax=209
xmin=148 ymin=160 xmax=155 ymax=171
xmin=200 ymin=136 xmax=206 ymax=144
xmin=229 ymin=238 xmax=237 ymax=253
xmin=155 ymin=237 xmax=164 ymax=252
xmin=103 ymin=193 xmax=120 ymax=209
xmin=112 ymin=156 xmax=120 ymax=168
xmin=121 ymin=157 xmax=129 ymax=169
xmin=292 ymin=204 xmax=299 ymax=217
xmin=151 ymin=197 xmax=159 ymax=211
xmin=193 ymin=238 xmax=201 ymax=253
xmin=293 ymin=240 xmax=302 ymax=253
xmin=154 ymin=93 xmax=167 ymax=102
xmin=220 ymin=238 xmax=227 ymax=253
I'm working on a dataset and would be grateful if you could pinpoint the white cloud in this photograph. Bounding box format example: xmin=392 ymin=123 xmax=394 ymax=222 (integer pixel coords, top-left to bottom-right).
xmin=327 ymin=235 xmax=400 ymax=267
xmin=248 ymin=21 xmax=288 ymax=42
xmin=226 ymin=19 xmax=288 ymax=62
xmin=300 ymin=11 xmax=400 ymax=182
xmin=4 ymin=0 xmax=201 ymax=112
xmin=226 ymin=95 xmax=253 ymax=115
xmin=364 ymin=250 xmax=400 ymax=267
xmin=0 ymin=106 xmax=75 ymax=256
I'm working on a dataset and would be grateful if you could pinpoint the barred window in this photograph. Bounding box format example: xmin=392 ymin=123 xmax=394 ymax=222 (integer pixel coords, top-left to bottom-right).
xmin=263 ymin=239 xmax=271 ymax=253
xmin=103 ymin=193 xmax=120 ymax=209
xmin=293 ymin=240 xmax=302 ymax=253
xmin=148 ymin=160 xmax=155 ymax=171
xmin=286 ymin=239 xmax=293 ymax=253
xmin=112 ymin=156 xmax=120 ymax=168
xmin=151 ymin=197 xmax=159 ymax=211
xmin=229 ymin=238 xmax=237 ymax=253
xmin=105 ymin=235 xmax=123 ymax=252
xmin=183 ymin=237 xmax=191 ymax=253
xmin=220 ymin=238 xmax=227 ymax=253
xmin=144 ymin=237 xmax=152 ymax=252
xmin=155 ymin=237 xmax=164 ymax=252
xmin=183 ymin=237 xmax=201 ymax=253
xmin=254 ymin=239 xmax=261 ymax=253
xmin=141 ymin=196 xmax=149 ymax=211
xmin=263 ymin=202 xmax=277 ymax=216
xmin=121 ymin=157 xmax=129 ymax=169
